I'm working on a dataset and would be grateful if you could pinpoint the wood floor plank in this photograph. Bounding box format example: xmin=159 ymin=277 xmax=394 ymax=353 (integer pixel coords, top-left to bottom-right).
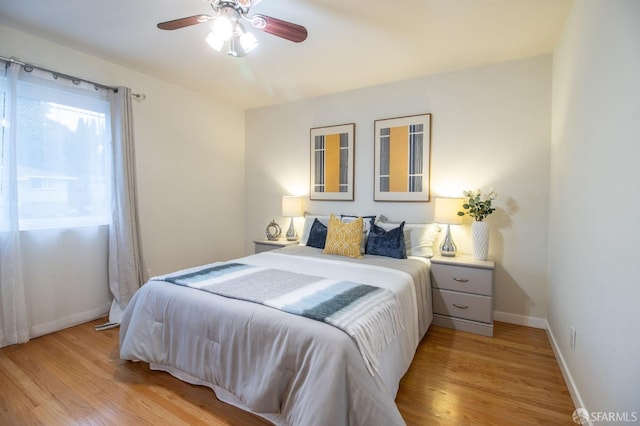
xmin=395 ymin=322 xmax=575 ymax=425
xmin=45 ymin=333 xmax=195 ymax=425
xmin=0 ymin=319 xmax=575 ymax=425
xmin=0 ymin=355 xmax=41 ymax=425
xmin=3 ymin=339 xmax=97 ymax=422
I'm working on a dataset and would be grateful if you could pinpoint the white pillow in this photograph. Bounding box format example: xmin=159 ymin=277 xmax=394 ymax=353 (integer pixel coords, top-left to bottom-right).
xmin=300 ymin=215 xmax=330 ymax=245
xmin=378 ymin=221 xmax=441 ymax=258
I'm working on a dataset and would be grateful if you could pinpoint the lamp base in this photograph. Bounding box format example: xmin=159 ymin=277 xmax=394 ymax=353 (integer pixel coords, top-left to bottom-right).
xmin=439 ymin=224 xmax=457 ymax=257
xmin=286 ymin=217 xmax=297 ymax=241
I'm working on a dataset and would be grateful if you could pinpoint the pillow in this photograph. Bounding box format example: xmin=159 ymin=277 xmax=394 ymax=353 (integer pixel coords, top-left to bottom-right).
xmin=378 ymin=221 xmax=441 ymax=258
xmin=305 ymin=218 xmax=328 ymax=249
xmin=300 ymin=215 xmax=330 ymax=245
xmin=366 ymin=222 xmax=407 ymax=259
xmin=323 ymin=214 xmax=364 ymax=259
xmin=341 ymin=214 xmax=376 ymax=254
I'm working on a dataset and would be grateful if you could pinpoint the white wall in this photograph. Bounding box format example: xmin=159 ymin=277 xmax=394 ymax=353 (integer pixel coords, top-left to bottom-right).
xmin=1 ymin=25 xmax=246 ymax=331
xmin=549 ymin=0 xmax=640 ymax=417
xmin=245 ymin=56 xmax=552 ymax=322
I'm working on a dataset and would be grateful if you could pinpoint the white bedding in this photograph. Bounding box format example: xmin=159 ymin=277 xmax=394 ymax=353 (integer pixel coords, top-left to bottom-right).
xmin=119 ymin=246 xmax=432 ymax=426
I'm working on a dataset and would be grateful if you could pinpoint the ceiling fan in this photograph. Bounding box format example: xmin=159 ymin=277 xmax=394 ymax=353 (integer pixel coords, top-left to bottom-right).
xmin=157 ymin=0 xmax=308 ymax=57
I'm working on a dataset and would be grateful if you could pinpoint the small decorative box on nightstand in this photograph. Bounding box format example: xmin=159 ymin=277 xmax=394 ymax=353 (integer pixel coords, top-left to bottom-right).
xmin=253 ymin=239 xmax=299 ymax=254
xmin=430 ymin=254 xmax=495 ymax=337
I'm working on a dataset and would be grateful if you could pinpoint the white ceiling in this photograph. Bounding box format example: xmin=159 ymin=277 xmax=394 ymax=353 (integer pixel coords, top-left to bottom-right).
xmin=0 ymin=0 xmax=572 ymax=110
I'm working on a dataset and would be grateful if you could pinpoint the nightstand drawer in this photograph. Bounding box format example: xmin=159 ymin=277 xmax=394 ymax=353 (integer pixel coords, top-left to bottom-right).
xmin=255 ymin=243 xmax=277 ymax=253
xmin=254 ymin=239 xmax=299 ymax=254
xmin=432 ymin=289 xmax=492 ymax=323
xmin=431 ymin=263 xmax=492 ymax=296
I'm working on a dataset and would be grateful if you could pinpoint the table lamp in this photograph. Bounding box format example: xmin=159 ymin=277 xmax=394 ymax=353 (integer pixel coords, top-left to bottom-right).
xmin=434 ymin=197 xmax=465 ymax=257
xmin=282 ymin=196 xmax=303 ymax=241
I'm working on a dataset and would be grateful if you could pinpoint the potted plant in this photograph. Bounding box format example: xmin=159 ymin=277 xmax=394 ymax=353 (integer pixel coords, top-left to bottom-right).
xmin=458 ymin=189 xmax=497 ymax=260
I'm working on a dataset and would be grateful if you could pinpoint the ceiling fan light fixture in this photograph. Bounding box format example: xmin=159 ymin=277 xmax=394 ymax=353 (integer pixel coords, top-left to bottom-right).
xmin=205 ymin=31 xmax=224 ymax=51
xmin=227 ymin=33 xmax=248 ymax=57
xmin=240 ymin=32 xmax=258 ymax=52
xmin=158 ymin=0 xmax=308 ymax=58
xmin=237 ymin=25 xmax=258 ymax=53
xmin=211 ymin=15 xmax=233 ymax=41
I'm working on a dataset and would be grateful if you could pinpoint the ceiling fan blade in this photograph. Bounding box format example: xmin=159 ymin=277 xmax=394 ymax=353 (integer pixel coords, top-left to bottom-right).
xmin=250 ymin=14 xmax=308 ymax=43
xmin=157 ymin=15 xmax=212 ymax=30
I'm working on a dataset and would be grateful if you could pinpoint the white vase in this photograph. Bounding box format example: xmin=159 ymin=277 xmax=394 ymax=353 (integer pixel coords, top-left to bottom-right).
xmin=471 ymin=220 xmax=489 ymax=260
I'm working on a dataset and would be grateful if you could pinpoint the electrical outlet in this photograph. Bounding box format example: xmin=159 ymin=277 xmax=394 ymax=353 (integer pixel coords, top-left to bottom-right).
xmin=569 ymin=327 xmax=576 ymax=351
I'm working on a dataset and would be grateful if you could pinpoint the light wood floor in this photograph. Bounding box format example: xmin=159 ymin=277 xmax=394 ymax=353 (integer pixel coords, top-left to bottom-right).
xmin=0 ymin=319 xmax=575 ymax=425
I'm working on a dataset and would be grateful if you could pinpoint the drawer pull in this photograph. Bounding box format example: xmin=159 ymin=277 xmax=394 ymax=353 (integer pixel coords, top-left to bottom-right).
xmin=452 ymin=304 xmax=469 ymax=309
xmin=453 ymin=277 xmax=469 ymax=283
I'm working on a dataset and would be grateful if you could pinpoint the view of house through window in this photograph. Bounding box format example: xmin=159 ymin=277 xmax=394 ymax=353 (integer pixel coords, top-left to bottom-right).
xmin=10 ymin=79 xmax=112 ymax=229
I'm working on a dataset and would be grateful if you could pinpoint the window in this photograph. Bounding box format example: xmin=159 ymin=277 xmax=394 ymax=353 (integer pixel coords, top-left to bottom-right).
xmin=2 ymin=71 xmax=112 ymax=229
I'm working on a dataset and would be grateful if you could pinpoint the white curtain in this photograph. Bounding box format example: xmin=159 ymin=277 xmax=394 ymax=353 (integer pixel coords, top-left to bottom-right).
xmin=0 ymin=62 xmax=29 ymax=347
xmin=107 ymin=86 xmax=147 ymax=325
xmin=0 ymin=59 xmax=146 ymax=345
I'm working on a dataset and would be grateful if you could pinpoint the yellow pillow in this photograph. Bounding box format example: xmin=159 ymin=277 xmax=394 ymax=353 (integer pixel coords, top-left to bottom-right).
xmin=323 ymin=214 xmax=364 ymax=259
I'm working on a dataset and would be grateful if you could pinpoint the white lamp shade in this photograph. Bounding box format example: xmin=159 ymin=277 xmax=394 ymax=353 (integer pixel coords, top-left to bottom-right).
xmin=239 ymin=30 xmax=258 ymax=52
xmin=212 ymin=15 xmax=233 ymax=41
xmin=282 ymin=196 xmax=303 ymax=217
xmin=434 ymin=197 xmax=465 ymax=225
xmin=205 ymin=32 xmax=224 ymax=51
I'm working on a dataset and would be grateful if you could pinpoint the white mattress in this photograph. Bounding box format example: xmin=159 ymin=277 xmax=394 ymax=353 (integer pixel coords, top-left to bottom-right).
xmin=119 ymin=246 xmax=432 ymax=426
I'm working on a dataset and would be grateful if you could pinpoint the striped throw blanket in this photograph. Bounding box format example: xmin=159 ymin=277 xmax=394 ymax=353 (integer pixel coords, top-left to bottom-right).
xmin=156 ymin=262 xmax=405 ymax=375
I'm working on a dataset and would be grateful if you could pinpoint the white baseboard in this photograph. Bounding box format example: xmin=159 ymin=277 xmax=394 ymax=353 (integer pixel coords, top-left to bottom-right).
xmin=493 ymin=310 xmax=546 ymax=329
xmin=30 ymin=302 xmax=110 ymax=338
xmin=544 ymin=320 xmax=590 ymax=425
xmin=2 ymin=304 xmax=109 ymax=348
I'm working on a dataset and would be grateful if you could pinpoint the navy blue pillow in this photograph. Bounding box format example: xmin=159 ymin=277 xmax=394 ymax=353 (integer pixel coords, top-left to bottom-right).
xmin=366 ymin=221 xmax=407 ymax=259
xmin=306 ymin=218 xmax=328 ymax=249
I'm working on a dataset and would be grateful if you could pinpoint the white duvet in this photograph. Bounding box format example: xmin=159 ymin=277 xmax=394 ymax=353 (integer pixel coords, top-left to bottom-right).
xmin=119 ymin=246 xmax=432 ymax=426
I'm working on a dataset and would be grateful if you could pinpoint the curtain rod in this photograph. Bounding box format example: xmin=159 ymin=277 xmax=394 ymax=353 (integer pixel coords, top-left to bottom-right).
xmin=0 ymin=55 xmax=146 ymax=101
xmin=1 ymin=55 xmax=119 ymax=92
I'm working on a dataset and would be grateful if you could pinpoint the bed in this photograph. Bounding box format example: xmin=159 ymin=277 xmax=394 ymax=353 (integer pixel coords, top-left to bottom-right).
xmin=119 ymin=218 xmax=435 ymax=426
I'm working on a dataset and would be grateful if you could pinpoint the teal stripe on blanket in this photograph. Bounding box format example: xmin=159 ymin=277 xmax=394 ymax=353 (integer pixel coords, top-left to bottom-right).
xmin=280 ymin=281 xmax=358 ymax=313
xmin=301 ymin=284 xmax=379 ymax=321
xmin=281 ymin=281 xmax=379 ymax=321
xmin=163 ymin=263 xmax=250 ymax=286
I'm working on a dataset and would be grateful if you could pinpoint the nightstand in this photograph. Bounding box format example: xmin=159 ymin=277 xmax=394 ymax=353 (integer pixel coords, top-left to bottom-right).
xmin=430 ymin=254 xmax=495 ymax=337
xmin=253 ymin=239 xmax=299 ymax=254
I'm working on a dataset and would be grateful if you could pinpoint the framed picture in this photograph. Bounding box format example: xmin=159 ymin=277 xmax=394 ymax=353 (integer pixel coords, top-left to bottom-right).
xmin=374 ymin=113 xmax=431 ymax=202
xmin=310 ymin=123 xmax=355 ymax=200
